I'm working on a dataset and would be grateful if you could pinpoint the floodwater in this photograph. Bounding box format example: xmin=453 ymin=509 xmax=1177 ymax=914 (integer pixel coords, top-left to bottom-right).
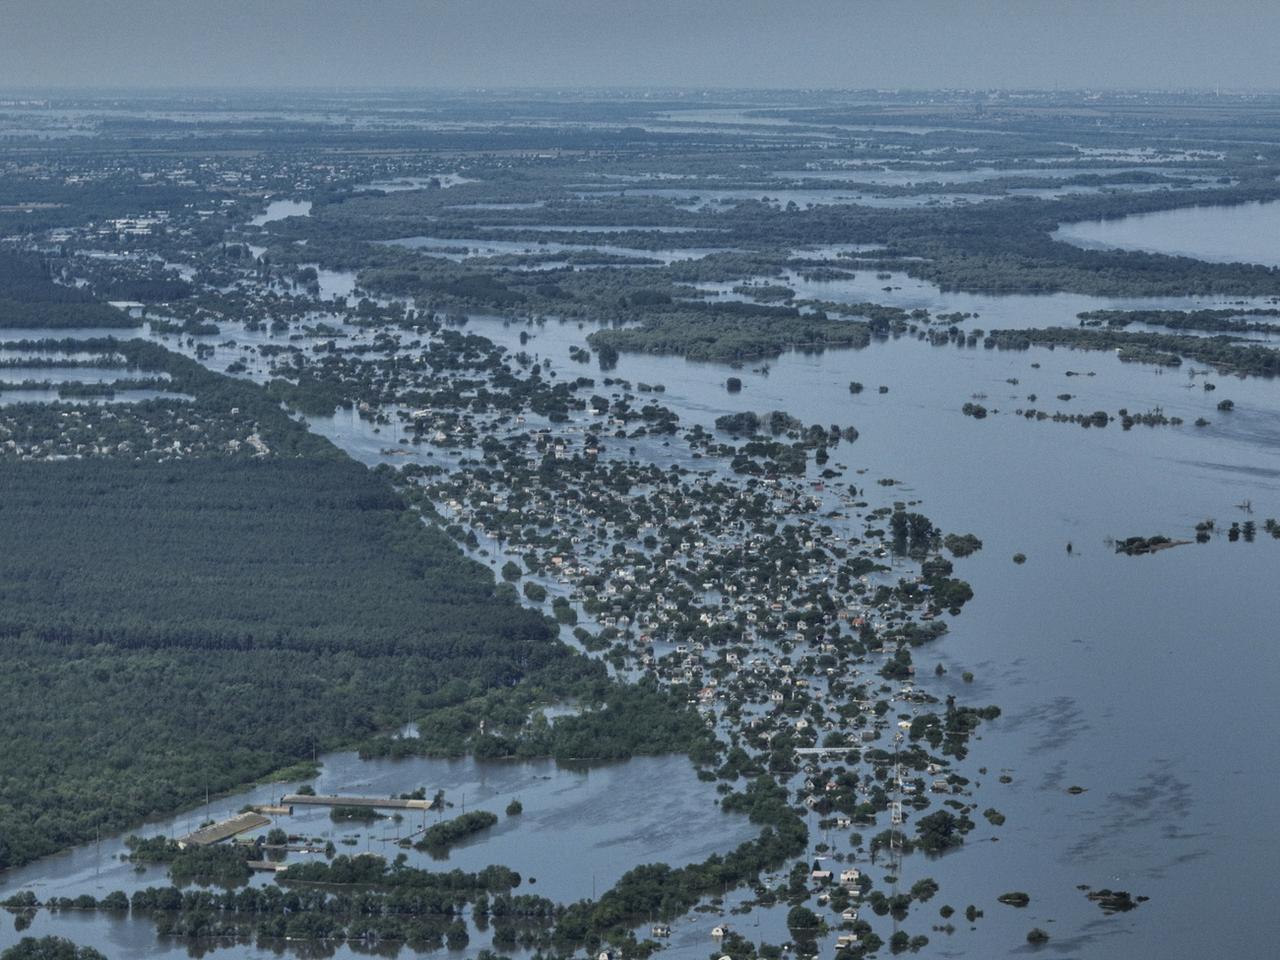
xmin=0 ymin=368 xmax=164 ymax=385
xmin=769 ymin=165 xmax=1199 ymax=187
xmin=579 ymin=186 xmax=990 ymax=210
xmin=385 ymin=235 xmax=732 ymax=265
xmin=249 ymin=199 xmax=312 ymax=227
xmin=354 ymin=175 xmax=476 ymax=192
xmin=0 ymin=752 xmax=753 ymax=959
xmin=1053 ymin=199 xmax=1280 ymax=267
xmin=7 ymin=224 xmax=1280 ymax=959
xmin=477 ymin=224 xmax=708 ymax=235
xmin=455 ymin=307 xmax=1280 ymax=958
xmin=267 ymin=299 xmax=1280 ymax=957
xmin=702 ymin=265 xmax=1280 ymax=333
xmin=0 ymin=389 xmax=187 ymax=406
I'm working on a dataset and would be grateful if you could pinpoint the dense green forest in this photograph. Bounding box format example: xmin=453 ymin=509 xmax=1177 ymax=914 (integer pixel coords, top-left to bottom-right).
xmin=0 ymin=326 xmax=626 ymax=872
xmin=587 ymin=307 xmax=871 ymax=363
xmin=0 ymin=458 xmax=557 ymax=655
xmin=0 ymin=253 xmax=135 ymax=328
xmin=0 ymin=938 xmax=106 ymax=960
xmin=0 ymin=456 xmax=590 ymax=871
xmin=0 ymin=331 xmax=715 ymax=876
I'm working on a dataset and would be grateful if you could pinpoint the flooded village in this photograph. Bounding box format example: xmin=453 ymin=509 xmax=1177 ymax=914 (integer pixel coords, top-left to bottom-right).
xmin=2 ymin=89 xmax=1280 ymax=960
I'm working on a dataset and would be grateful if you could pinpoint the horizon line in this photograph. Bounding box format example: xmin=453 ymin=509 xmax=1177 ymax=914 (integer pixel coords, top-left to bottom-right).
xmin=2 ymin=83 xmax=1280 ymax=98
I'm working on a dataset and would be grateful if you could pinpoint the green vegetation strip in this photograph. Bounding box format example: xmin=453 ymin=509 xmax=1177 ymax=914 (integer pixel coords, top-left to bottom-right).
xmin=0 ymin=340 xmax=591 ymax=872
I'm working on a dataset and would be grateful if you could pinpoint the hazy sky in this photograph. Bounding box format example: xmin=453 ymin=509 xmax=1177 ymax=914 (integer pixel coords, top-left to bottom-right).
xmin=3 ymin=0 xmax=1278 ymax=92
